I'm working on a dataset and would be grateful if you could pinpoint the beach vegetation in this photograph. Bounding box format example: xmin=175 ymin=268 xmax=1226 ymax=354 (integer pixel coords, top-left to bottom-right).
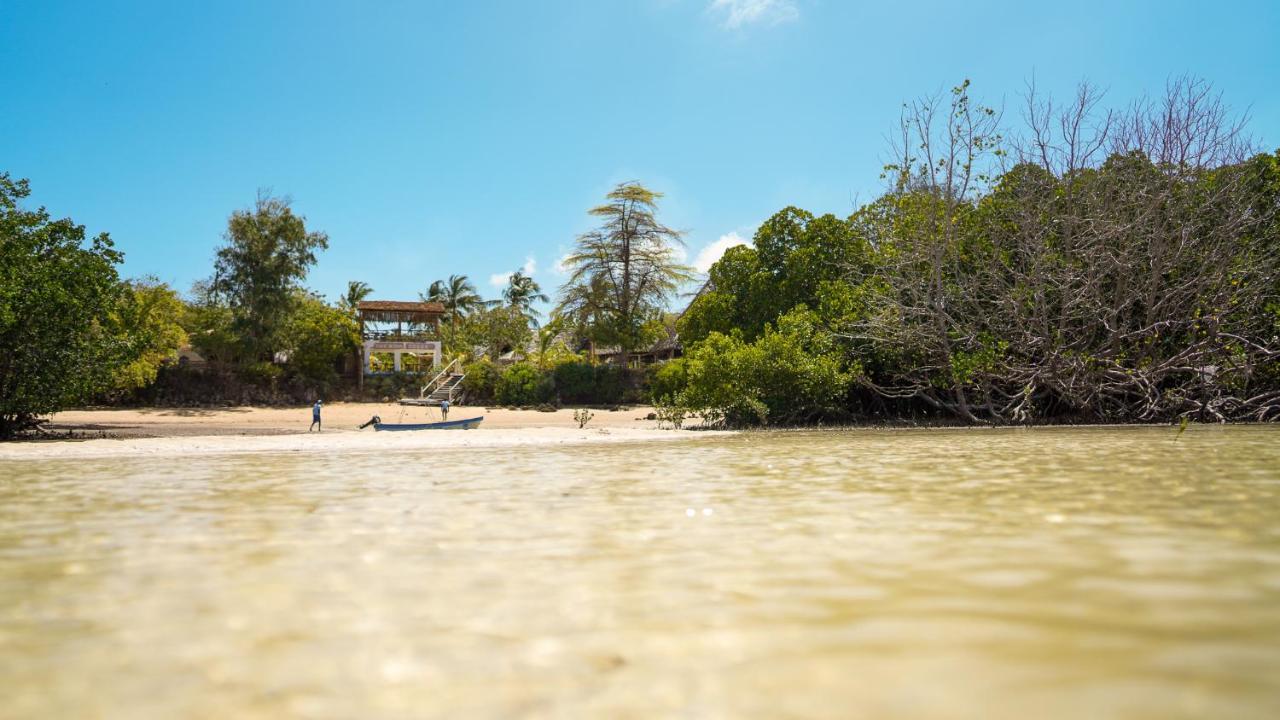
xmin=557 ymin=182 xmax=695 ymax=367
xmin=107 ymin=278 xmax=189 ymax=395
xmin=208 ymin=192 xmax=328 ymax=367
xmin=677 ymin=78 xmax=1280 ymax=426
xmin=279 ymin=291 xmax=360 ymax=389
xmin=461 ymin=358 xmax=501 ymax=403
xmin=670 ymin=308 xmax=856 ymax=427
xmin=0 ymin=174 xmax=135 ymax=436
xmin=502 ymin=270 xmax=549 ymax=327
xmin=495 ymin=361 xmax=555 ymax=406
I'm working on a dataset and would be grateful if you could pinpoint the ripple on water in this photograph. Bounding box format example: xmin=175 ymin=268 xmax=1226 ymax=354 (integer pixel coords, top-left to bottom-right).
xmin=1 ymin=425 xmax=1279 ymax=718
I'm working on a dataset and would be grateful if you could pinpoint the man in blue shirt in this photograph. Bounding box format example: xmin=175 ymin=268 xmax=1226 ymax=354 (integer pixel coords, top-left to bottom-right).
xmin=310 ymin=399 xmax=322 ymax=432
xmin=440 ymin=399 xmax=449 ymax=422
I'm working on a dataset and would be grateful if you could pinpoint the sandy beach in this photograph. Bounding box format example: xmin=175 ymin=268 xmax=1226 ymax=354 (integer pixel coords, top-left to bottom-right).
xmin=0 ymin=403 xmax=709 ymax=460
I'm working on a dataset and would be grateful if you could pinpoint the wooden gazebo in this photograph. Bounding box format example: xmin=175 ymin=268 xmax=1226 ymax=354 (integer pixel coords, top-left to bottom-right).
xmin=356 ymin=300 xmax=446 ymax=386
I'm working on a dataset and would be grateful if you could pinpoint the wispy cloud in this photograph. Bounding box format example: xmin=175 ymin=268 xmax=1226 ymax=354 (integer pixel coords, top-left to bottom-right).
xmin=490 ymin=256 xmax=538 ymax=288
xmin=708 ymin=0 xmax=798 ymax=30
xmin=694 ymin=231 xmax=749 ymax=272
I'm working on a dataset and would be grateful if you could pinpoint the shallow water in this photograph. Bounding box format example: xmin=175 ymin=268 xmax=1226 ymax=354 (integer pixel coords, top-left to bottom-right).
xmin=2 ymin=425 xmax=1279 ymax=719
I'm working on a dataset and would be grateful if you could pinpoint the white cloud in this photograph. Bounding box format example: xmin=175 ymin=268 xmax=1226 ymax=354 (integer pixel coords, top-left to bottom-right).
xmin=554 ymin=252 xmax=574 ymax=275
xmin=708 ymin=0 xmax=798 ymax=29
xmin=490 ymin=256 xmax=538 ymax=288
xmin=694 ymin=232 xmax=749 ymax=273
xmin=668 ymin=241 xmax=688 ymax=263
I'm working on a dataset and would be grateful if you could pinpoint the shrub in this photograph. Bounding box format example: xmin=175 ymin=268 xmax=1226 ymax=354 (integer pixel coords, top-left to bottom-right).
xmin=648 ymin=358 xmax=689 ymax=404
xmin=495 ymin=362 xmax=554 ymax=406
xmin=552 ymin=361 xmax=596 ymax=403
xmin=677 ymin=307 xmax=855 ymax=427
xmin=361 ymin=372 xmax=422 ymax=401
xmin=461 ymin=358 xmax=501 ymax=403
xmin=591 ymin=364 xmax=626 ymax=405
xmin=551 ymin=360 xmax=626 ymax=405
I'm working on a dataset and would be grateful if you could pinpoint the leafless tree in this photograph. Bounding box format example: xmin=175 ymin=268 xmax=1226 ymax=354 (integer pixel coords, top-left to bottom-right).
xmin=846 ymin=77 xmax=1279 ymax=423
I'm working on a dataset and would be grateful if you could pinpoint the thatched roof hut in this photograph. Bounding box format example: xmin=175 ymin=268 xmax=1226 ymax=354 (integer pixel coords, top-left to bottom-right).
xmin=356 ymin=300 xmax=445 ymax=325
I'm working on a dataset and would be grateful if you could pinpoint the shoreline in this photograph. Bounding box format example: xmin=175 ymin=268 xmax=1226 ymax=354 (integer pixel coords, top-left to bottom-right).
xmin=0 ymin=426 xmax=717 ymax=461
xmin=0 ymin=403 xmax=726 ymax=460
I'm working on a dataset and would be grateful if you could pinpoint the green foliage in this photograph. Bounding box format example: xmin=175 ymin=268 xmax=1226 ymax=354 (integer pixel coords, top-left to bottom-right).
xmin=648 ymin=357 xmax=689 ymax=404
xmin=0 ymin=174 xmax=134 ymax=435
xmin=461 ymin=358 xmax=501 ymax=403
xmin=551 ymin=360 xmax=624 ymax=405
xmin=456 ymin=305 xmax=532 ymax=360
xmin=209 ymin=193 xmax=328 ymax=365
xmin=361 ymin=372 xmax=422 ymax=401
xmin=653 ymin=403 xmax=688 ymax=430
xmin=339 ymin=280 xmax=373 ymax=315
xmin=551 ymin=361 xmax=595 ymax=403
xmin=557 ymin=182 xmax=694 ymax=365
xmin=573 ymin=408 xmax=594 ymax=428
xmin=530 ymin=314 xmax=579 ymax=369
xmin=183 ymin=280 xmax=238 ymax=365
xmin=281 ymin=292 xmax=359 ymax=388
xmin=109 ymin=279 xmax=189 ymax=395
xmin=495 ymin=362 xmax=554 ymax=406
xmin=424 ymin=274 xmax=493 ymax=352
xmin=677 ymin=308 xmax=856 ymax=427
xmin=502 ymin=270 xmax=549 ymax=326
xmin=678 ymin=209 xmax=874 ymax=346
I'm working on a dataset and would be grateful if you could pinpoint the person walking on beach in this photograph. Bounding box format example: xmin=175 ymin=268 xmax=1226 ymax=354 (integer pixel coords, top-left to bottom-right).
xmin=440 ymin=399 xmax=449 ymax=422
xmin=310 ymin=399 xmax=322 ymax=432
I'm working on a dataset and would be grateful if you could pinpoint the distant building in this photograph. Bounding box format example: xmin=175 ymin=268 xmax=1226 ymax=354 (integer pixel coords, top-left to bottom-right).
xmin=356 ymin=300 xmax=446 ymax=386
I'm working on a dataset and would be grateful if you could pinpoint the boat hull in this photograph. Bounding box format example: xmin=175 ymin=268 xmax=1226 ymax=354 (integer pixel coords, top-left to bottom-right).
xmin=374 ymin=416 xmax=483 ymax=431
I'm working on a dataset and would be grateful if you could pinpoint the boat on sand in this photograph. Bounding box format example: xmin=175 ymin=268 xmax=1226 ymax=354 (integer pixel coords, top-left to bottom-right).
xmin=359 ymin=415 xmax=483 ymax=431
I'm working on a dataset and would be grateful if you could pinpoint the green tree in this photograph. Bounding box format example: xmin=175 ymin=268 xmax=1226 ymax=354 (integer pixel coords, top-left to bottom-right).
xmin=529 ymin=314 xmax=577 ymax=369
xmin=557 ymin=182 xmax=694 ymax=367
xmin=678 ymin=208 xmax=873 ymax=346
xmin=339 ymin=280 xmax=373 ymax=315
xmin=281 ymin=292 xmax=360 ymax=388
xmin=0 ymin=174 xmax=133 ymax=437
xmin=456 ymin=304 xmax=532 ymax=360
xmin=495 ymin=362 xmax=553 ymax=406
xmin=109 ymin=278 xmax=189 ymax=394
xmin=674 ymin=308 xmax=855 ymax=427
xmin=502 ymin=270 xmax=549 ymax=325
xmin=338 ymin=280 xmax=373 ymax=378
xmin=209 ymin=193 xmax=328 ymax=365
xmin=678 ymin=244 xmax=777 ymax=344
xmin=426 ymin=274 xmax=491 ymax=322
xmin=424 ymin=274 xmax=492 ymax=349
xmin=183 ymin=279 xmax=237 ymax=366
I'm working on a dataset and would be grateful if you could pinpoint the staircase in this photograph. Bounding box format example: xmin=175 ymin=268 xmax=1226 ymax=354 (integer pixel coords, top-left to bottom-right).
xmin=423 ymin=372 xmax=465 ymax=405
xmin=399 ymin=359 xmax=465 ymax=406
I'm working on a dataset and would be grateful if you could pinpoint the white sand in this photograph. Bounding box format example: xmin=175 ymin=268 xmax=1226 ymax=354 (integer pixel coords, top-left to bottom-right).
xmin=3 ymin=404 xmax=724 ymax=460
xmin=0 ymin=426 xmax=716 ymax=461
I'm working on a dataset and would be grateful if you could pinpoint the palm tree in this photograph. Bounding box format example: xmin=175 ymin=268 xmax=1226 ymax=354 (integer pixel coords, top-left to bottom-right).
xmin=502 ymin=270 xmax=549 ymax=326
xmin=423 ymin=274 xmax=492 ymax=350
xmin=339 ymin=281 xmax=373 ymax=376
xmin=340 ymin=280 xmax=373 ymax=316
xmin=424 ymin=274 xmax=492 ymax=325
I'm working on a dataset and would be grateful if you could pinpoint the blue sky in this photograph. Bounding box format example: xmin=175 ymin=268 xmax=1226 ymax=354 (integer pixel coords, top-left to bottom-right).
xmin=3 ymin=0 xmax=1277 ymax=310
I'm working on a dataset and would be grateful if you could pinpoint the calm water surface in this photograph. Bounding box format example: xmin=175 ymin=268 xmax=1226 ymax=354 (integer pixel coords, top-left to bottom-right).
xmin=2 ymin=426 xmax=1279 ymax=719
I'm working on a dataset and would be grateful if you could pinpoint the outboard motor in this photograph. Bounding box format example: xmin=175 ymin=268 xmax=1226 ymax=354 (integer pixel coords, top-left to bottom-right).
xmin=358 ymin=415 xmax=381 ymax=430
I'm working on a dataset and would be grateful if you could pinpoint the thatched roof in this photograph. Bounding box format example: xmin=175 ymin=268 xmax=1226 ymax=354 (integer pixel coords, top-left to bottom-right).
xmin=357 ymin=300 xmax=445 ymax=324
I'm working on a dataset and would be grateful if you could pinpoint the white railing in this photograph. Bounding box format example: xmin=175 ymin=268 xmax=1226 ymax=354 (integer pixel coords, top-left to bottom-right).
xmin=419 ymin=357 xmax=462 ymax=399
